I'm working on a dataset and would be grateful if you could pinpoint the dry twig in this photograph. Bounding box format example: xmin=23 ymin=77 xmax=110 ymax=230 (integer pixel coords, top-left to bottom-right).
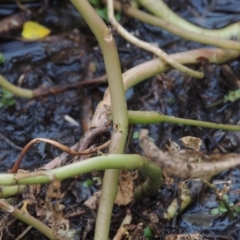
xmin=11 ymin=137 xmax=110 ymax=173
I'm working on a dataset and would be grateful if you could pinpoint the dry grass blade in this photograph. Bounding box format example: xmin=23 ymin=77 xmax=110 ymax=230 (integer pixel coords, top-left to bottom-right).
xmin=11 ymin=138 xmax=110 ymax=173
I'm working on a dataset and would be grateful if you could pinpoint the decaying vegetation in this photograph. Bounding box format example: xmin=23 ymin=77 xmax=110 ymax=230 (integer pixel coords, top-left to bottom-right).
xmin=0 ymin=0 xmax=240 ymax=239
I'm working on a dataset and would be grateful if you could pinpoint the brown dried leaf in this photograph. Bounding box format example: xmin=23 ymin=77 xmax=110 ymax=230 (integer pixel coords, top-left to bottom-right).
xmin=149 ymin=212 xmax=159 ymax=223
xmin=165 ymin=233 xmax=203 ymax=240
xmin=21 ymin=184 xmax=46 ymax=217
xmin=84 ymin=191 xmax=101 ymax=210
xmin=132 ymin=223 xmax=144 ymax=240
xmin=45 ymin=179 xmax=72 ymax=239
xmin=115 ymin=170 xmax=134 ymax=206
xmin=179 ymin=136 xmax=202 ymax=151
xmin=166 ymin=140 xmax=180 ymax=152
xmin=0 ymin=12 xmax=28 ymax=34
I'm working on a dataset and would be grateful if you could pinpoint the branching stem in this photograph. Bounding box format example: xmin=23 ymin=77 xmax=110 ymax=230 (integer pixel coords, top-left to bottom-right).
xmin=107 ymin=0 xmax=203 ymax=78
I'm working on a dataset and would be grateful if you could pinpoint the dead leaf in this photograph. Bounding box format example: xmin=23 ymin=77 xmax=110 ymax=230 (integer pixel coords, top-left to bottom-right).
xmin=166 ymin=139 xmax=180 ymax=152
xmin=179 ymin=136 xmax=202 ymax=151
xmin=115 ymin=170 xmax=134 ymax=206
xmin=45 ymin=179 xmax=73 ymax=239
xmin=165 ymin=233 xmax=203 ymax=240
xmin=84 ymin=191 xmax=101 ymax=210
xmin=149 ymin=212 xmax=159 ymax=223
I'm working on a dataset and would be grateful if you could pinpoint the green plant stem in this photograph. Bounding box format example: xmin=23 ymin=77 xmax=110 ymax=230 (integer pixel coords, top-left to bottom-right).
xmin=0 ymin=199 xmax=53 ymax=239
xmin=0 ymin=155 xmax=162 ymax=200
xmin=100 ymin=48 xmax=240 ymax=106
xmin=137 ymin=0 xmax=240 ymax=40
xmin=0 ymin=185 xmax=25 ymax=198
xmin=128 ymin=110 xmax=240 ymax=131
xmin=71 ymin=0 xmax=128 ymax=239
xmin=134 ymin=159 xmax=162 ymax=201
xmin=0 ymin=75 xmax=33 ymax=98
xmin=1 ymin=154 xmax=141 ymax=183
xmin=164 ymin=193 xmax=192 ymax=220
xmin=107 ymin=0 xmax=203 ymax=79
xmin=122 ymin=48 xmax=240 ymax=91
xmin=92 ymin=48 xmax=239 ymax=129
xmin=112 ymin=2 xmax=240 ymax=51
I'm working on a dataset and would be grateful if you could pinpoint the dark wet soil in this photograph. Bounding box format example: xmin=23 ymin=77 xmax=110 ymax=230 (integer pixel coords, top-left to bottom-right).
xmin=1 ymin=0 xmax=240 ymax=239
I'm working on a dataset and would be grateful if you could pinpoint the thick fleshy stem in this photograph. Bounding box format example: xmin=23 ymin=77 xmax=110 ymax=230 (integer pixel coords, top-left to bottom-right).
xmin=70 ymin=1 xmax=128 ymax=239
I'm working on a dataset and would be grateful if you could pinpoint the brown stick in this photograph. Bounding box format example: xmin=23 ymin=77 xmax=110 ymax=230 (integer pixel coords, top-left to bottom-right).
xmin=11 ymin=134 xmax=110 ymax=173
xmin=40 ymin=127 xmax=110 ymax=170
xmin=33 ymin=75 xmax=107 ymax=98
